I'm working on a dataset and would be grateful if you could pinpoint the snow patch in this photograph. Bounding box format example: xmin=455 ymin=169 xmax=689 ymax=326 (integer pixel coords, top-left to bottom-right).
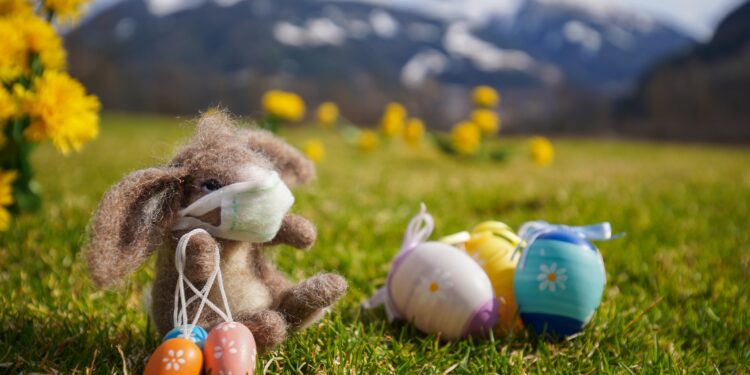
xmin=145 ymin=0 xmax=203 ymax=16
xmin=606 ymin=26 xmax=634 ymax=50
xmin=114 ymin=17 xmax=135 ymax=41
xmin=563 ymin=20 xmax=602 ymax=52
xmin=214 ymin=0 xmax=242 ymax=7
xmin=443 ymin=22 xmax=535 ymax=72
xmin=369 ymin=9 xmax=399 ymax=38
xmin=274 ymin=19 xmax=347 ymax=47
xmin=400 ymin=49 xmax=448 ymax=87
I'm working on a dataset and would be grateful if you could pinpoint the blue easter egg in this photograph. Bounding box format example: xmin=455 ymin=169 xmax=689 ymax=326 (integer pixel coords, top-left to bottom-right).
xmin=513 ymin=231 xmax=605 ymax=337
xmin=163 ymin=325 xmax=208 ymax=349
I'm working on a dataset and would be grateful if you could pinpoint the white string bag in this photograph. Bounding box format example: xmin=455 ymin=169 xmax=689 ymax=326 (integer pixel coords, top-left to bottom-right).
xmin=172 ymin=228 xmax=233 ymax=337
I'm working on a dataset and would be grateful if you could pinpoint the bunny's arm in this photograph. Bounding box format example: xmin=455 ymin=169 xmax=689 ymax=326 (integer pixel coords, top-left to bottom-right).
xmin=266 ymin=214 xmax=316 ymax=250
xmin=181 ymin=231 xmax=221 ymax=282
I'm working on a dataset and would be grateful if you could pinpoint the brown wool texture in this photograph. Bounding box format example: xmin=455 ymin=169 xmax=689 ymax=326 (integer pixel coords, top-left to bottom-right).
xmin=84 ymin=110 xmax=347 ymax=352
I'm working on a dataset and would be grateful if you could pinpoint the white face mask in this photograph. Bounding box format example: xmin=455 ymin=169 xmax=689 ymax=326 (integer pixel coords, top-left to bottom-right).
xmin=172 ymin=169 xmax=294 ymax=242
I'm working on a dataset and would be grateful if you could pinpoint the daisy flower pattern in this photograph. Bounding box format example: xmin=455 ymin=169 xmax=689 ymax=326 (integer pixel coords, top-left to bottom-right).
xmin=418 ymin=268 xmax=454 ymax=300
xmin=537 ymin=262 xmax=567 ymax=292
xmin=213 ymin=337 xmax=239 ymax=359
xmin=219 ymin=322 xmax=238 ymax=332
xmin=162 ymin=349 xmax=186 ymax=371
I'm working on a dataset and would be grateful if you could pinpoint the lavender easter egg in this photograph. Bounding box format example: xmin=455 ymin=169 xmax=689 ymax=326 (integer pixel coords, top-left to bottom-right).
xmin=144 ymin=338 xmax=203 ymax=375
xmin=514 ymin=231 xmax=606 ymax=338
xmin=204 ymin=322 xmax=257 ymax=375
xmin=163 ymin=325 xmax=208 ymax=349
xmin=388 ymin=241 xmax=498 ymax=340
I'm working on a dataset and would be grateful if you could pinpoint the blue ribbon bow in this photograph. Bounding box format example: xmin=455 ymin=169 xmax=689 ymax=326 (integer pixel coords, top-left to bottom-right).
xmin=514 ymin=221 xmax=623 ymax=268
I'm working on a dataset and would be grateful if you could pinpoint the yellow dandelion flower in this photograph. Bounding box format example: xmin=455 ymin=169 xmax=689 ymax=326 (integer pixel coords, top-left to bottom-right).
xmin=262 ymin=90 xmax=306 ymax=122
xmin=403 ymin=117 xmax=425 ymax=147
xmin=451 ymin=121 xmax=482 ymax=156
xmin=20 ymin=15 xmax=66 ymax=72
xmin=379 ymin=102 xmax=407 ymax=138
xmin=21 ymin=71 xmax=100 ymax=154
xmin=529 ymin=136 xmax=554 ymax=166
xmin=0 ymin=18 xmax=27 ymax=82
xmin=303 ymin=139 xmax=325 ymax=164
xmin=0 ymin=169 xmax=18 ymax=207
xmin=0 ymin=88 xmax=17 ymax=122
xmin=357 ymin=129 xmax=379 ymax=152
xmin=0 ymin=0 xmax=33 ymax=17
xmin=316 ymin=101 xmax=339 ymax=128
xmin=43 ymin=0 xmax=89 ymax=24
xmin=471 ymin=109 xmax=500 ymax=135
xmin=0 ymin=14 xmax=66 ymax=82
xmin=472 ymin=85 xmax=500 ymax=108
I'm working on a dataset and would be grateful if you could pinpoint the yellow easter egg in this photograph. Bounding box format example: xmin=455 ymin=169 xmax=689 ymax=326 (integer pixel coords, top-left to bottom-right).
xmin=464 ymin=222 xmax=523 ymax=333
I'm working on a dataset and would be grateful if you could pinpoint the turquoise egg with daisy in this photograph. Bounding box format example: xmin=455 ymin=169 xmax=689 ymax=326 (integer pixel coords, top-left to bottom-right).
xmin=513 ymin=230 xmax=607 ymax=338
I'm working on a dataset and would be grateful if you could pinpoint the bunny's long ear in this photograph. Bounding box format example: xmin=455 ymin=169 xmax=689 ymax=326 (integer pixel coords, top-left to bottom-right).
xmin=85 ymin=167 xmax=187 ymax=288
xmin=244 ymin=129 xmax=316 ymax=187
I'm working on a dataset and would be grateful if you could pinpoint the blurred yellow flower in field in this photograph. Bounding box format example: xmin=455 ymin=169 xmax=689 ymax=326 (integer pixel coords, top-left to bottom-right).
xmin=303 ymin=139 xmax=325 ymax=164
xmin=262 ymin=90 xmax=306 ymax=122
xmin=316 ymin=101 xmax=339 ymax=127
xmin=451 ymin=121 xmax=482 ymax=155
xmin=43 ymin=0 xmax=89 ymax=23
xmin=0 ymin=169 xmax=17 ymax=207
xmin=529 ymin=136 xmax=554 ymax=166
xmin=471 ymin=109 xmax=500 ymax=135
xmin=379 ymin=102 xmax=406 ymax=138
xmin=357 ymin=130 xmax=379 ymax=152
xmin=403 ymin=117 xmax=425 ymax=147
xmin=21 ymin=71 xmax=100 ymax=154
xmin=472 ymin=85 xmax=500 ymax=108
xmin=0 ymin=169 xmax=17 ymax=231
xmin=0 ymin=207 xmax=10 ymax=230
xmin=384 ymin=102 xmax=406 ymax=118
xmin=0 ymin=15 xmax=66 ymax=82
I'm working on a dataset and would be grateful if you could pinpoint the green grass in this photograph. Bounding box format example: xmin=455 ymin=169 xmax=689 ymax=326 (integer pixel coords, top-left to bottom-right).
xmin=1 ymin=112 xmax=749 ymax=373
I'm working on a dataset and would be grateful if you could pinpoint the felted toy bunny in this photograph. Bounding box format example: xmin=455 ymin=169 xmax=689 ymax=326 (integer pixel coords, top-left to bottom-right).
xmin=85 ymin=110 xmax=347 ymax=352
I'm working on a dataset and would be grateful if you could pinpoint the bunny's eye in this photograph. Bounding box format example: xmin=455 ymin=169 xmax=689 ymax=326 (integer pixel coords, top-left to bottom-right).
xmin=201 ymin=179 xmax=222 ymax=192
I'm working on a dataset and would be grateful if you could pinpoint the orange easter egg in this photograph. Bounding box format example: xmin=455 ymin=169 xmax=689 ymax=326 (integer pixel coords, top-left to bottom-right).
xmin=204 ymin=322 xmax=257 ymax=375
xmin=144 ymin=338 xmax=203 ymax=375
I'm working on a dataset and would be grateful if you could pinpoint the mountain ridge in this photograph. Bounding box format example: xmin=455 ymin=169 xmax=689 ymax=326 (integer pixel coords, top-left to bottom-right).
xmin=66 ymin=0 xmax=694 ymax=125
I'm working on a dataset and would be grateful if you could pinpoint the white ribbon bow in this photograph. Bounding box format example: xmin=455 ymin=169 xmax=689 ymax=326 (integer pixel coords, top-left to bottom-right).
xmin=362 ymin=203 xmax=434 ymax=322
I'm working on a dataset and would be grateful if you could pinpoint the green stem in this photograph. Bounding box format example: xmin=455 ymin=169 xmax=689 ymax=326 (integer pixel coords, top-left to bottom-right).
xmin=1 ymin=117 xmax=41 ymax=213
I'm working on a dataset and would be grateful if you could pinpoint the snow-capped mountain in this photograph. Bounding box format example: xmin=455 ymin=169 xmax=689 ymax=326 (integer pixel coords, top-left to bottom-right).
xmin=65 ymin=0 xmax=694 ymax=120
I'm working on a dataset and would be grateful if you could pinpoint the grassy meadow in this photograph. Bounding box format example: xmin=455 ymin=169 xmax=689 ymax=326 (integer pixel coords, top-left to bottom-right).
xmin=1 ymin=113 xmax=749 ymax=373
